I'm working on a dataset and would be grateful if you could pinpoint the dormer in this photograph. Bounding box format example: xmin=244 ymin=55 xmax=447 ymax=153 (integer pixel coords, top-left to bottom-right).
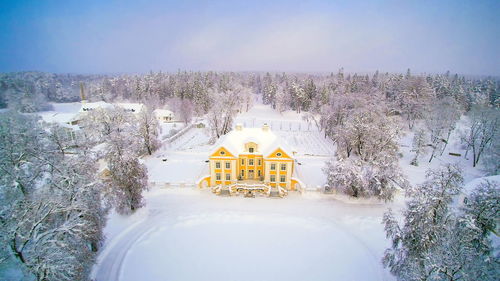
xmin=245 ymin=142 xmax=258 ymax=153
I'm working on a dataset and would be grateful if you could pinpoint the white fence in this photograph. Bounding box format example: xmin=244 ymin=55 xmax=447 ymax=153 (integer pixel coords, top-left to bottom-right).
xmin=163 ymin=122 xmax=195 ymax=143
xmin=149 ymin=180 xmax=329 ymax=194
xmin=149 ymin=181 xmax=197 ymax=189
xmin=238 ymin=119 xmax=319 ymax=132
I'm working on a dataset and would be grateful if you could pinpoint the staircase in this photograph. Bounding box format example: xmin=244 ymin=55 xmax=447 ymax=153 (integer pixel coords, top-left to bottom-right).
xmin=211 ymin=182 xmax=288 ymax=198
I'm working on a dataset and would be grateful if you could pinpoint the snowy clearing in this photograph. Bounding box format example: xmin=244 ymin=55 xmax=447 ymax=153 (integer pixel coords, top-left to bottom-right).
xmin=93 ymin=188 xmax=396 ymax=281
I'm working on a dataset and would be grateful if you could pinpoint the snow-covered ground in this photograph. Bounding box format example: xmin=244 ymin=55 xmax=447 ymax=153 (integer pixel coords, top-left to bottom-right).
xmin=93 ymin=188 xmax=398 ymax=281
xmin=398 ymin=117 xmax=485 ymax=186
xmin=38 ymin=101 xmax=491 ymax=281
xmin=31 ymin=102 xmax=82 ymax=124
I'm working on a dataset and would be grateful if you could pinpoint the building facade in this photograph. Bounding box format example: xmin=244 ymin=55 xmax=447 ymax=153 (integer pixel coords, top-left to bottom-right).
xmin=202 ymin=124 xmax=299 ymax=191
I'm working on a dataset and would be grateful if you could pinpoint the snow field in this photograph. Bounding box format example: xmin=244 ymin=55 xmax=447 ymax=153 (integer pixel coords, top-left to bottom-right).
xmin=94 ymin=189 xmax=394 ymax=281
xmin=167 ymin=127 xmax=211 ymax=152
xmin=144 ymin=152 xmax=208 ymax=185
xmin=277 ymin=131 xmax=335 ymax=156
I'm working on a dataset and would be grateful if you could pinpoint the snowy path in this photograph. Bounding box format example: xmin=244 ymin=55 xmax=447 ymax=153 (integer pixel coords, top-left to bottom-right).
xmin=92 ymin=209 xmax=164 ymax=281
xmin=92 ymin=189 xmax=396 ymax=281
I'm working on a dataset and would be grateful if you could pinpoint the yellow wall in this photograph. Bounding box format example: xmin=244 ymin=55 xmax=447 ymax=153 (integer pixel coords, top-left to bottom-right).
xmin=210 ymin=146 xmax=237 ymax=186
xmin=208 ymin=146 xmax=295 ymax=190
xmin=237 ymin=154 xmax=264 ymax=180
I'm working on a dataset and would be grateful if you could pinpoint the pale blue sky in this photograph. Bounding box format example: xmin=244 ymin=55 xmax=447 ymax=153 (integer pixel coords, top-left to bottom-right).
xmin=0 ymin=0 xmax=498 ymax=75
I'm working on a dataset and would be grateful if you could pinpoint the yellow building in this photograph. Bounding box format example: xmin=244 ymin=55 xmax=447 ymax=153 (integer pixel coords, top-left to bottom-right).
xmin=199 ymin=124 xmax=300 ymax=192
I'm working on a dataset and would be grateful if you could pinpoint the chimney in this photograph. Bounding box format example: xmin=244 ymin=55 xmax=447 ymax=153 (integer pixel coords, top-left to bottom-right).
xmin=80 ymin=82 xmax=87 ymax=104
xmin=235 ymin=123 xmax=243 ymax=131
xmin=262 ymin=123 xmax=270 ymax=132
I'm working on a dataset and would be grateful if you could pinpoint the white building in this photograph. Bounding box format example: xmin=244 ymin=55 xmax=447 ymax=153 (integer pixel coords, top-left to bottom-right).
xmin=116 ymin=103 xmax=146 ymax=115
xmin=154 ymin=109 xmax=176 ymax=123
xmin=73 ymin=101 xmax=146 ymax=124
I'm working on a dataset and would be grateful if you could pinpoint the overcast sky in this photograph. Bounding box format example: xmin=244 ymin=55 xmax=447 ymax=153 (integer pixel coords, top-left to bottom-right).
xmin=0 ymin=0 xmax=498 ymax=75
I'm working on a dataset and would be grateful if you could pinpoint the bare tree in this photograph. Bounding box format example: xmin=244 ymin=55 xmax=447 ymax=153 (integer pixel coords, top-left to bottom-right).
xmin=104 ymin=153 xmax=148 ymax=215
xmin=207 ymin=88 xmax=240 ymax=139
xmin=179 ymin=98 xmax=194 ymax=124
xmin=410 ymin=128 xmax=428 ymax=166
xmin=460 ymin=106 xmax=499 ymax=167
xmin=137 ymin=108 xmax=160 ymax=155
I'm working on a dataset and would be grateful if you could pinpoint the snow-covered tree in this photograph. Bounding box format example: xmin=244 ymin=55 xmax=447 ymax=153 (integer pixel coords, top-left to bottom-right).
xmin=46 ymin=123 xmax=77 ymax=156
xmin=324 ymin=158 xmax=364 ymax=197
xmin=383 ymin=165 xmax=499 ymax=281
xmin=324 ymin=153 xmax=407 ymax=202
xmin=80 ymin=106 xmax=149 ymax=214
xmin=0 ymin=110 xmax=106 ymax=281
xmin=462 ymin=180 xmax=499 ymax=239
xmin=262 ymin=73 xmax=276 ymax=107
xmin=179 ymin=98 xmax=194 ymax=124
xmin=336 ymin=108 xmax=401 ymax=162
xmin=323 ymin=104 xmax=406 ymax=201
xmin=410 ymin=129 xmax=428 ymax=166
xmin=80 ymin=106 xmax=136 ymax=145
xmin=425 ymin=104 xmax=446 ymax=163
xmin=207 ymin=88 xmax=240 ymax=139
xmin=398 ymin=77 xmax=434 ymax=129
xmin=383 ymin=164 xmax=464 ymax=280
xmin=137 ymin=108 xmax=160 ymax=155
xmin=437 ymin=97 xmax=461 ymax=154
xmin=104 ymin=153 xmax=148 ymax=215
xmin=482 ymin=135 xmax=500 ymax=175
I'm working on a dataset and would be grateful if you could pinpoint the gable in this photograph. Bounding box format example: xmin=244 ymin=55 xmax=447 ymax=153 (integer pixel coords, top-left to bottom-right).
xmin=210 ymin=146 xmax=236 ymax=158
xmin=266 ymin=147 xmax=292 ymax=159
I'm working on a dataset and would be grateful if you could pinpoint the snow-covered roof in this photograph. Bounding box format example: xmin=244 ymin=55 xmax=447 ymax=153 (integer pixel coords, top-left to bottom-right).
xmin=79 ymin=101 xmax=112 ymax=112
xmin=36 ymin=112 xmax=80 ymax=130
xmin=154 ymin=109 xmax=174 ymax=116
xmin=97 ymin=158 xmax=109 ymax=172
xmin=212 ymin=124 xmax=294 ymax=158
xmin=78 ymin=102 xmax=145 ymax=116
xmin=38 ymin=112 xmax=77 ymax=124
xmin=116 ymin=103 xmax=145 ymax=113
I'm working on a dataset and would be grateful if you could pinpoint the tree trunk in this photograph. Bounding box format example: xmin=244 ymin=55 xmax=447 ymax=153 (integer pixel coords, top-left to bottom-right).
xmin=429 ymin=150 xmax=435 ymax=163
xmin=472 ymin=145 xmax=477 ymax=167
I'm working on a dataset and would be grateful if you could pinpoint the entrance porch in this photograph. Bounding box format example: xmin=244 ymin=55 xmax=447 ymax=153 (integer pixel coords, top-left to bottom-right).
xmin=211 ymin=181 xmax=288 ymax=198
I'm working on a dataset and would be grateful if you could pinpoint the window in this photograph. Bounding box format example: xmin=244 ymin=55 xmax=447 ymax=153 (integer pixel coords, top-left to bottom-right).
xmin=270 ymin=175 xmax=276 ymax=182
xmin=249 ymin=159 xmax=254 ymax=165
xmin=216 ymin=173 xmax=221 ymax=180
xmin=276 ymin=152 xmax=282 ymax=157
xmin=270 ymin=163 xmax=276 ymax=170
xmin=249 ymin=147 xmax=254 ymax=153
xmin=280 ymin=175 xmax=286 ymax=182
xmin=258 ymin=170 xmax=261 ymax=177
xmin=226 ymin=173 xmax=231 ymax=180
xmin=281 ymin=164 xmax=286 ymax=171
xmin=220 ymin=151 xmax=225 ymax=155
xmin=215 ymin=162 xmax=221 ymax=169
xmin=241 ymin=170 xmax=244 ymax=177
xmin=225 ymin=162 xmax=231 ymax=169
xmin=241 ymin=159 xmax=245 ymax=165
xmin=258 ymin=159 xmax=261 ymax=165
